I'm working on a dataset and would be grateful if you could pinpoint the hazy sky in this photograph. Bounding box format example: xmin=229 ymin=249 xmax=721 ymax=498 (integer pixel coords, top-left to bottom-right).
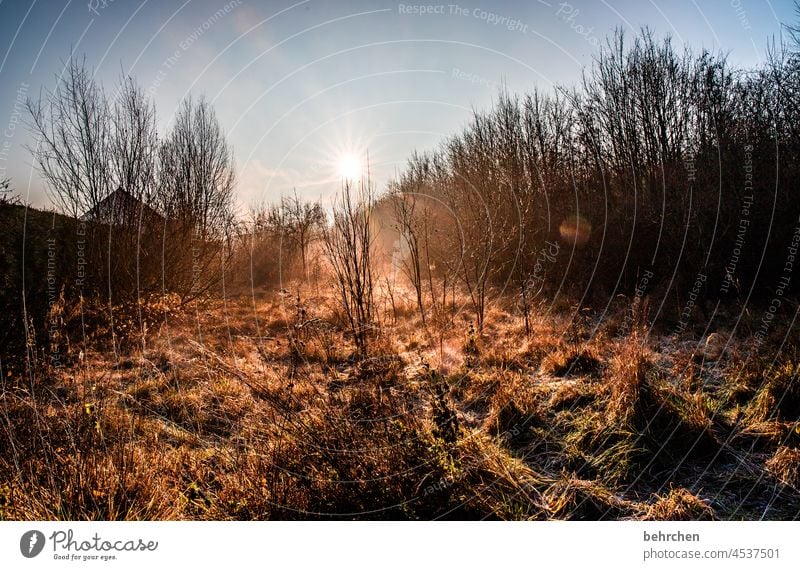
xmin=0 ymin=0 xmax=796 ymax=213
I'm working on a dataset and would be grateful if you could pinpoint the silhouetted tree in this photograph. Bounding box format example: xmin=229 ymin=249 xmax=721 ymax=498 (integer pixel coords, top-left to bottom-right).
xmin=323 ymin=178 xmax=376 ymax=357
xmin=158 ymin=96 xmax=235 ymax=300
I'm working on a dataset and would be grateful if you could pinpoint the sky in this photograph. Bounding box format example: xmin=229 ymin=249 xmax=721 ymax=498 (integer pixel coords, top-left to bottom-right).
xmin=0 ymin=0 xmax=796 ymax=214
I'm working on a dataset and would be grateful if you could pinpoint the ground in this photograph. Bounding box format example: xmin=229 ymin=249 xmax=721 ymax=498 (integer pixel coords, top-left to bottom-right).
xmin=1 ymin=286 xmax=799 ymax=520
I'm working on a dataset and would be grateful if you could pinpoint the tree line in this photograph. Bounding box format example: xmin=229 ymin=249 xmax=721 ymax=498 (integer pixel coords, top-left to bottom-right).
xmin=26 ymin=57 xmax=236 ymax=302
xmin=387 ymin=28 xmax=800 ymax=330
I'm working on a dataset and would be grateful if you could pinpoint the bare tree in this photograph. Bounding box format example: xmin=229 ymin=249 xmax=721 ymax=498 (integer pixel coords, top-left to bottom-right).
xmin=322 ymin=178 xmax=376 ymax=357
xmin=158 ymin=96 xmax=235 ymax=300
xmin=787 ymin=1 xmax=800 ymax=49
xmin=27 ymin=61 xmax=159 ymax=222
xmin=0 ymin=178 xmax=20 ymax=206
xmin=389 ymin=186 xmax=426 ymax=326
xmin=441 ymin=110 xmax=514 ymax=331
xmin=110 ymin=76 xmax=157 ymax=208
xmin=158 ymin=96 xmax=234 ymax=240
xmin=266 ymin=191 xmax=325 ymax=281
xmin=26 ymin=57 xmax=112 ymax=219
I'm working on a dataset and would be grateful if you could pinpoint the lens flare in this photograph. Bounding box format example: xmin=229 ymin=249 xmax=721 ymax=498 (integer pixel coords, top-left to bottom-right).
xmin=559 ymin=214 xmax=592 ymax=247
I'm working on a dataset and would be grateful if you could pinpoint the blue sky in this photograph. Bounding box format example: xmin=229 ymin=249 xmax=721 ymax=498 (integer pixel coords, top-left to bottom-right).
xmin=0 ymin=0 xmax=796 ymax=212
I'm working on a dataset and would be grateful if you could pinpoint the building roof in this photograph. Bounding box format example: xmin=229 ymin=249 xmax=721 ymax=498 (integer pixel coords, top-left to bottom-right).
xmin=81 ymin=188 xmax=163 ymax=226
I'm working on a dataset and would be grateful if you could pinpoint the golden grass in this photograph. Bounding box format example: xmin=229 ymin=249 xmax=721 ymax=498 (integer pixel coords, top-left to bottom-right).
xmin=644 ymin=487 xmax=715 ymax=521
xmin=766 ymin=446 xmax=800 ymax=488
xmin=1 ymin=289 xmax=797 ymax=520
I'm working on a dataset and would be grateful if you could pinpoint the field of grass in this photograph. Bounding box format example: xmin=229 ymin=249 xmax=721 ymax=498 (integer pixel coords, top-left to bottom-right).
xmin=1 ymin=284 xmax=799 ymax=521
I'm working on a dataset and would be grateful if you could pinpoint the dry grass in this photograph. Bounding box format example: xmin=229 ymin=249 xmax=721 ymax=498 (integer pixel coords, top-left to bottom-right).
xmin=541 ymin=345 xmax=603 ymax=379
xmin=608 ymin=335 xmax=653 ymax=423
xmin=644 ymin=487 xmax=715 ymax=521
xmin=1 ymin=290 xmax=798 ymax=520
xmin=543 ymin=476 xmax=635 ymax=520
xmin=747 ymin=361 xmax=800 ymax=423
xmin=766 ymin=446 xmax=800 ymax=488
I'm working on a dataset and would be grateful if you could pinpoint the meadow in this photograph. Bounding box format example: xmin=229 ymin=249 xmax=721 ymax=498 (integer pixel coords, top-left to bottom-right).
xmin=1 ymin=276 xmax=798 ymax=520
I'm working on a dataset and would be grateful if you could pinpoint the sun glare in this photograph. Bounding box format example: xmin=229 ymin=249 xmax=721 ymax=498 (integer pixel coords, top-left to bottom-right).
xmin=337 ymin=154 xmax=361 ymax=180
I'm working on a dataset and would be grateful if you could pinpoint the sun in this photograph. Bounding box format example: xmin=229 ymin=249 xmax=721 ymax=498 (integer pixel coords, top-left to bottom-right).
xmin=337 ymin=154 xmax=361 ymax=180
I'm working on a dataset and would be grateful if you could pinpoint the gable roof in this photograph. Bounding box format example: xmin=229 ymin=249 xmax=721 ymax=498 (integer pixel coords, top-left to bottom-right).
xmin=81 ymin=188 xmax=164 ymax=226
